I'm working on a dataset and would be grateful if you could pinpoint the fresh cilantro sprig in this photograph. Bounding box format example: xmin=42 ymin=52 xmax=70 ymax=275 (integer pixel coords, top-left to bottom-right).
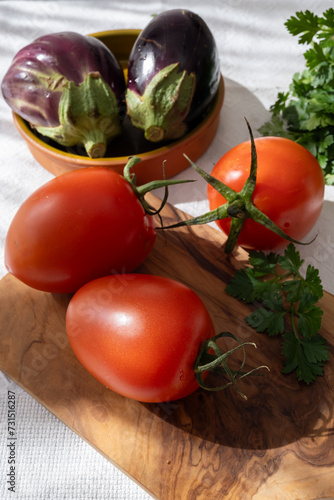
xmin=226 ymin=243 xmax=329 ymax=384
xmin=259 ymin=9 xmax=334 ymax=185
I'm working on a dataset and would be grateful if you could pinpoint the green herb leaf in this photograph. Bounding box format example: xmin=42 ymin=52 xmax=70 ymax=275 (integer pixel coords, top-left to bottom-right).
xmin=285 ymin=10 xmax=320 ymax=44
xmin=298 ymin=305 xmax=324 ymax=339
xmin=305 ymin=264 xmax=323 ymax=298
xmin=279 ymin=242 xmax=304 ymax=273
xmin=225 ymin=268 xmax=273 ymax=303
xmin=304 ymin=44 xmax=327 ymax=70
xmin=246 ymin=308 xmax=286 ymax=336
xmin=302 ymin=334 xmax=330 ymax=363
xmin=283 ymin=279 xmax=303 ymax=303
xmin=249 ymin=250 xmax=280 ymax=275
xmin=226 ymin=244 xmax=329 ymax=383
xmin=282 ymin=332 xmax=328 ymax=384
xmin=259 ymin=8 xmax=334 ymax=184
xmin=225 ymin=269 xmax=256 ymax=302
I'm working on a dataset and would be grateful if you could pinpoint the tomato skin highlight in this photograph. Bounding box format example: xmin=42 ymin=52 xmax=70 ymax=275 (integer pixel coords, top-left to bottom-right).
xmin=208 ymin=137 xmax=325 ymax=251
xmin=4 ymin=168 xmax=156 ymax=293
xmin=66 ymin=274 xmax=215 ymax=403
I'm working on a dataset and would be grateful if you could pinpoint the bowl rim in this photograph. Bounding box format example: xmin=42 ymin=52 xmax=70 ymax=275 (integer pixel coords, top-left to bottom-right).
xmin=13 ymin=29 xmax=225 ymax=166
xmin=88 ymin=28 xmax=141 ymax=39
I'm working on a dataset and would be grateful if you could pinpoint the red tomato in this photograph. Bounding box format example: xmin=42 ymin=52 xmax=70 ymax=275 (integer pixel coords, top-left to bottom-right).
xmin=66 ymin=274 xmax=215 ymax=403
xmin=208 ymin=137 xmax=325 ymax=250
xmin=5 ymin=168 xmax=156 ymax=293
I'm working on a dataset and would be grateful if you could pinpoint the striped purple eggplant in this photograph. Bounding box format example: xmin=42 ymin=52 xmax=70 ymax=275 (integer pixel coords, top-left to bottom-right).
xmin=1 ymin=32 xmax=126 ymax=157
xmin=126 ymin=9 xmax=220 ymax=143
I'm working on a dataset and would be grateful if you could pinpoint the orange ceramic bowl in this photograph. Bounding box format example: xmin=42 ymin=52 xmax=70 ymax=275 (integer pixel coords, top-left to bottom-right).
xmin=13 ymin=29 xmax=224 ymax=184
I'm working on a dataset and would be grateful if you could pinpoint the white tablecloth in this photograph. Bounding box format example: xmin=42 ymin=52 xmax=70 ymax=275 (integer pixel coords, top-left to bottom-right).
xmin=1 ymin=1 xmax=334 ymax=499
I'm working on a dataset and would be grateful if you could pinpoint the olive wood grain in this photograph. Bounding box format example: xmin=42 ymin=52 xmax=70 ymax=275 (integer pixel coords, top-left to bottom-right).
xmin=1 ymin=193 xmax=334 ymax=500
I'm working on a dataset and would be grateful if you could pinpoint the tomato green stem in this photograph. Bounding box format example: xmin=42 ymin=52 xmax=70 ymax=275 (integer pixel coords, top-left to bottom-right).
xmin=194 ymin=331 xmax=269 ymax=400
xmin=122 ymin=156 xmax=195 ymax=216
xmin=160 ymin=119 xmax=315 ymax=253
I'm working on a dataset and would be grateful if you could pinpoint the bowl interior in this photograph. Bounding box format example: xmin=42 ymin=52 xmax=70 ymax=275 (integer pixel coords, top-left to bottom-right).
xmin=89 ymin=29 xmax=140 ymax=69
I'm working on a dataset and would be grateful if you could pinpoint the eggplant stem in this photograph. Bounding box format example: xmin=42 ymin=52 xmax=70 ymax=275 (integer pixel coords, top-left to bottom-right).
xmin=126 ymin=63 xmax=195 ymax=142
xmin=145 ymin=126 xmax=165 ymax=143
xmin=35 ymin=74 xmax=121 ymax=158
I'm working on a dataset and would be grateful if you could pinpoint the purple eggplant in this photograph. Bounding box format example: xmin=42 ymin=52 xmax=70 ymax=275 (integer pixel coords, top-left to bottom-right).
xmin=126 ymin=9 xmax=220 ymax=143
xmin=1 ymin=32 xmax=126 ymax=158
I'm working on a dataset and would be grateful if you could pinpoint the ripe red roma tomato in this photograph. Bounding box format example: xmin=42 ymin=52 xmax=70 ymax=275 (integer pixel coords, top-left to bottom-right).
xmin=4 ymin=167 xmax=156 ymax=293
xmin=66 ymin=274 xmax=215 ymax=403
xmin=208 ymin=137 xmax=325 ymax=250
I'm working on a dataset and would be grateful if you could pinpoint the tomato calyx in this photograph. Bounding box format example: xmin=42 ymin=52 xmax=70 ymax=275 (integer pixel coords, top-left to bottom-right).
xmin=123 ymin=156 xmax=195 ymax=217
xmin=194 ymin=331 xmax=269 ymax=400
xmin=162 ymin=119 xmax=315 ymax=253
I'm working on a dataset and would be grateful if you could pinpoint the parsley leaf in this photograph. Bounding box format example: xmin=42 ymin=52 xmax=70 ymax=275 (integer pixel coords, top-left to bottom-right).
xmin=285 ymin=10 xmax=320 ymax=45
xmin=298 ymin=305 xmax=323 ymax=339
xmin=249 ymin=250 xmax=280 ymax=275
xmin=305 ymin=264 xmax=323 ymax=298
xmin=279 ymin=242 xmax=303 ymax=273
xmin=225 ymin=268 xmax=272 ymax=302
xmin=246 ymin=308 xmax=286 ymax=336
xmin=283 ymin=279 xmax=303 ymax=303
xmin=226 ymin=243 xmax=329 ymax=384
xmin=259 ymin=8 xmax=334 ymax=184
xmin=282 ymin=332 xmax=329 ymax=384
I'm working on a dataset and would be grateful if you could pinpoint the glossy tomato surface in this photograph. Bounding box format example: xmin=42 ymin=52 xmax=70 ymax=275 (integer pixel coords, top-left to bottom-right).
xmin=5 ymin=168 xmax=156 ymax=293
xmin=208 ymin=137 xmax=325 ymax=250
xmin=66 ymin=274 xmax=215 ymax=403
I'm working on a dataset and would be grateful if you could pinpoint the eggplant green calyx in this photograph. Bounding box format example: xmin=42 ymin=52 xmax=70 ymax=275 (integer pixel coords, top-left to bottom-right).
xmin=162 ymin=119 xmax=316 ymax=253
xmin=194 ymin=331 xmax=269 ymax=400
xmin=122 ymin=156 xmax=195 ymax=216
xmin=35 ymin=72 xmax=121 ymax=158
xmin=126 ymin=63 xmax=196 ymax=143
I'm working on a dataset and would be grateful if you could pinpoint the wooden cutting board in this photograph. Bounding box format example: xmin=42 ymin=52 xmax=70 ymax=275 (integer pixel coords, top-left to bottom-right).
xmin=1 ymin=193 xmax=334 ymax=500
